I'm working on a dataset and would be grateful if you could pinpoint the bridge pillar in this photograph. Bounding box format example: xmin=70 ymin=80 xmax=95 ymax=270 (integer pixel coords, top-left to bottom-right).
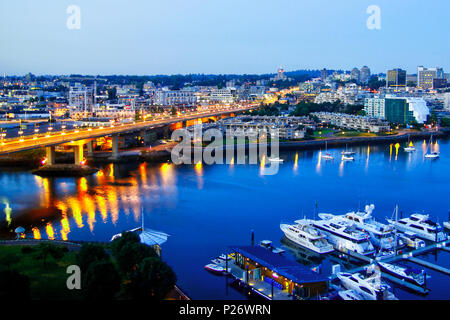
xmin=87 ymin=141 xmax=94 ymax=156
xmin=74 ymin=144 xmax=84 ymax=165
xmin=45 ymin=146 xmax=56 ymax=165
xmin=140 ymin=129 xmax=152 ymax=145
xmin=111 ymin=135 xmax=119 ymax=159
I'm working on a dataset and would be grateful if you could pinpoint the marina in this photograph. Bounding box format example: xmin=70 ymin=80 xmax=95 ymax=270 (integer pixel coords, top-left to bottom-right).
xmin=1 ymin=139 xmax=450 ymax=299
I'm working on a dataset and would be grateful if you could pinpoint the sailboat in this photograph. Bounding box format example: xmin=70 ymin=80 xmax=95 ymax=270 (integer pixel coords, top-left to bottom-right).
xmin=424 ymin=135 xmax=439 ymax=159
xmin=341 ymin=144 xmax=356 ymax=156
xmin=322 ymin=141 xmax=334 ymax=160
xmin=404 ymin=135 xmax=416 ymax=152
xmin=110 ymin=207 xmax=169 ymax=250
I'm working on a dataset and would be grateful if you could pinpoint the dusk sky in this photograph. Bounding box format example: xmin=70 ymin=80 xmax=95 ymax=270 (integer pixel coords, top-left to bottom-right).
xmin=1 ymin=0 xmax=449 ymax=75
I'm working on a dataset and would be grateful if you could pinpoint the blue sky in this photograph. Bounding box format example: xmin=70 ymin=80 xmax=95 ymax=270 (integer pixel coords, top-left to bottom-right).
xmin=1 ymin=0 xmax=449 ymax=75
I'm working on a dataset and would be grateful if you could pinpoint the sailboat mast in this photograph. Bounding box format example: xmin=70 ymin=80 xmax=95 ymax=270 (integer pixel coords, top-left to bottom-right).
xmin=394 ymin=205 xmax=398 ymax=255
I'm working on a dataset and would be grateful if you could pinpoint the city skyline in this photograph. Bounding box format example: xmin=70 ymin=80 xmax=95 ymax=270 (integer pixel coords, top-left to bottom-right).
xmin=1 ymin=0 xmax=450 ymax=75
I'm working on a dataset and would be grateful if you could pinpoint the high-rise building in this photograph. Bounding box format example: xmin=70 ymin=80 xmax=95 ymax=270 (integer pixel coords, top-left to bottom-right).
xmin=360 ymin=66 xmax=371 ymax=84
xmin=364 ymin=97 xmax=429 ymax=124
xmin=68 ymin=83 xmax=94 ymax=112
xmin=444 ymin=93 xmax=450 ymax=111
xmin=271 ymin=66 xmax=287 ymax=81
xmin=320 ymin=68 xmax=329 ymax=81
xmin=350 ymin=68 xmax=360 ymax=82
xmin=386 ymin=69 xmax=406 ymax=90
xmin=417 ymin=66 xmax=444 ymax=89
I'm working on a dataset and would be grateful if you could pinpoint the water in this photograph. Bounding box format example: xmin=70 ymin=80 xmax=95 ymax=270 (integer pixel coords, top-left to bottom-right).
xmin=0 ymin=138 xmax=449 ymax=299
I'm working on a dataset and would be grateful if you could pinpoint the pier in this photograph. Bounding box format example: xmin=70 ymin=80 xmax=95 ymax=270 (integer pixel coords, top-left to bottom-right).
xmin=407 ymin=257 xmax=450 ymax=276
xmin=329 ymin=241 xmax=449 ymax=294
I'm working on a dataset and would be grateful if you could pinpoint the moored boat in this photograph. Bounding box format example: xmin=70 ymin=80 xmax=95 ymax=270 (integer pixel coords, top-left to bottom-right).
xmin=280 ymin=219 xmax=334 ymax=254
xmin=204 ymin=263 xmax=227 ymax=275
xmin=378 ymin=262 xmax=425 ymax=286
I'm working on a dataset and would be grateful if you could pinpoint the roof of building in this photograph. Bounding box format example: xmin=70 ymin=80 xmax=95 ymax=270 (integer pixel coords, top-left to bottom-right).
xmin=230 ymin=245 xmax=328 ymax=284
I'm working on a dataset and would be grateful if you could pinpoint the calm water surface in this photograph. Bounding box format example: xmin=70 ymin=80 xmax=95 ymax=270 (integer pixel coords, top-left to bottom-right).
xmin=1 ymin=138 xmax=449 ymax=299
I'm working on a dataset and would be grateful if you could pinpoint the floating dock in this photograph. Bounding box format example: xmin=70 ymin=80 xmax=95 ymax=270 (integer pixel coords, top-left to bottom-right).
xmin=407 ymin=257 xmax=450 ymax=276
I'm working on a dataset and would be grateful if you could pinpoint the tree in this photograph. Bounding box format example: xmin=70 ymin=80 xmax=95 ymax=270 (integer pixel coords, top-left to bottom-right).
xmin=111 ymin=232 xmax=157 ymax=275
xmin=440 ymin=117 xmax=450 ymax=127
xmin=77 ymin=243 xmax=109 ymax=272
xmin=128 ymin=257 xmax=177 ymax=300
xmin=0 ymin=253 xmax=20 ymax=270
xmin=34 ymin=243 xmax=65 ymax=266
xmin=0 ymin=270 xmax=30 ymax=300
xmin=82 ymin=261 xmax=121 ymax=300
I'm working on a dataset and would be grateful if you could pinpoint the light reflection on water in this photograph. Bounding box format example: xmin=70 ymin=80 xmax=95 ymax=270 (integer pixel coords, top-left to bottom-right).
xmin=0 ymin=138 xmax=449 ymax=299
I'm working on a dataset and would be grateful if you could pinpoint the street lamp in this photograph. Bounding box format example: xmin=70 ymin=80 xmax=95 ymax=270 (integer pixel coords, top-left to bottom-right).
xmin=0 ymin=129 xmax=6 ymax=145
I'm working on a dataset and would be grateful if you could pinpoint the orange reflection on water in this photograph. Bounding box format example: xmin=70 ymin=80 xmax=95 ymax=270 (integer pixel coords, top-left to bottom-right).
xmin=139 ymin=163 xmax=147 ymax=185
xmin=434 ymin=140 xmax=439 ymax=153
xmin=316 ymin=151 xmax=322 ymax=174
xmin=389 ymin=144 xmax=393 ymax=162
xmin=293 ymin=152 xmax=299 ymax=172
xmin=67 ymin=197 xmax=84 ymax=228
xmin=107 ymin=188 xmax=119 ymax=225
xmin=45 ymin=223 xmax=55 ymax=240
xmin=32 ymin=227 xmax=41 ymax=240
xmin=394 ymin=143 xmax=400 ymax=161
xmin=78 ymin=177 xmax=88 ymax=193
xmin=95 ymin=194 xmax=108 ymax=222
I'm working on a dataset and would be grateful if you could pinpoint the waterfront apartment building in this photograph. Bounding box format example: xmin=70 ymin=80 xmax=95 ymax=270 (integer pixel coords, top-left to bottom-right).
xmin=154 ymin=89 xmax=197 ymax=107
xmin=220 ymin=115 xmax=307 ymax=140
xmin=444 ymin=93 xmax=450 ymax=111
xmin=417 ymin=66 xmax=444 ymax=90
xmin=311 ymin=112 xmax=390 ymax=132
xmin=208 ymin=88 xmax=235 ymax=104
xmin=386 ymin=69 xmax=407 ymax=90
xmin=364 ymin=97 xmax=430 ymax=124
xmin=68 ymin=83 xmax=94 ymax=112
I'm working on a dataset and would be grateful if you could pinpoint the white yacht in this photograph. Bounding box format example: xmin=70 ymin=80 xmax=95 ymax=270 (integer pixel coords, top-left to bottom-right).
xmin=268 ymin=157 xmax=284 ymax=162
xmin=321 ymin=141 xmax=334 ymax=160
xmin=337 ymin=272 xmax=397 ymax=300
xmin=280 ymin=219 xmax=334 ymax=254
xmin=319 ymin=204 xmax=400 ymax=251
xmin=312 ymin=217 xmax=375 ymax=255
xmin=387 ymin=213 xmax=447 ymax=242
xmin=404 ymin=135 xmax=416 ymax=152
xmin=341 ymin=144 xmax=356 ymax=156
xmin=342 ymin=155 xmax=354 ymax=161
xmin=424 ymin=135 xmax=439 ymax=159
xmin=378 ymin=262 xmax=425 ymax=286
xmin=337 ymin=289 xmax=364 ymax=300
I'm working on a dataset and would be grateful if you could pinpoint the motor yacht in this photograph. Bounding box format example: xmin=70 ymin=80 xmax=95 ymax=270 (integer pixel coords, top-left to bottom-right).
xmin=280 ymin=219 xmax=334 ymax=254
xmin=387 ymin=213 xmax=447 ymax=242
xmin=312 ymin=217 xmax=375 ymax=255
xmin=378 ymin=262 xmax=425 ymax=286
xmin=337 ymin=272 xmax=397 ymax=300
xmin=319 ymin=204 xmax=400 ymax=250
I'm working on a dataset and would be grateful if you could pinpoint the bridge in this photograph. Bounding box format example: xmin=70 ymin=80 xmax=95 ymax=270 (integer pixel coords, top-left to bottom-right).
xmin=0 ymin=104 xmax=255 ymax=165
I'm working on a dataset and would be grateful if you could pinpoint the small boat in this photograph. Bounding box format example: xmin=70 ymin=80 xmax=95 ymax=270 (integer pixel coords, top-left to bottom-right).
xmin=404 ymin=135 xmax=416 ymax=152
xmin=204 ymin=263 xmax=227 ymax=275
xmin=338 ymin=289 xmax=364 ymax=300
xmin=341 ymin=144 xmax=356 ymax=156
xmin=378 ymin=262 xmax=425 ymax=286
xmin=322 ymin=142 xmax=334 ymax=160
xmin=218 ymin=254 xmax=232 ymax=261
xmin=211 ymin=258 xmax=222 ymax=264
xmin=444 ymin=222 xmax=450 ymax=230
xmin=424 ymin=135 xmax=439 ymax=159
xmin=268 ymin=157 xmax=284 ymax=162
xmin=342 ymin=155 xmax=354 ymax=161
